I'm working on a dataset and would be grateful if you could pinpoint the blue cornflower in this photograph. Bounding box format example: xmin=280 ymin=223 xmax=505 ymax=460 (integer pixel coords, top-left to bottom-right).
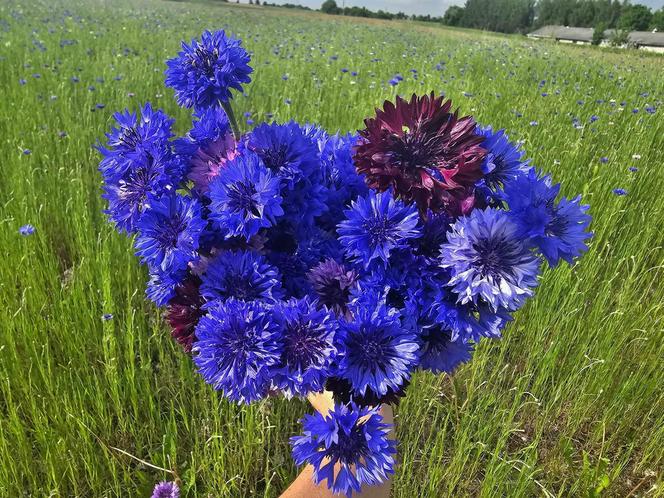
xmin=134 ymin=194 xmax=205 ymax=274
xmin=208 ymin=152 xmax=284 ymax=240
xmin=428 ymin=286 xmax=512 ymax=343
xmin=23 ymin=149 xmax=31 ymax=155
xmin=97 ymin=103 xmax=174 ymax=180
xmin=319 ymin=133 xmax=368 ymax=228
xmin=101 ymin=146 xmax=176 ymax=233
xmin=291 ymin=403 xmax=396 ymax=497
xmin=411 ymin=211 xmax=451 ymax=261
xmin=19 ymin=224 xmax=36 ymax=236
xmin=146 ymin=268 xmax=186 ymax=307
xmin=440 ymin=208 xmax=540 ymax=311
xmin=245 ymin=121 xmax=325 ymax=224
xmin=200 ymin=250 xmax=283 ymax=303
xmin=193 ymin=299 xmax=280 ymax=403
xmin=151 ymin=481 xmax=179 ymax=498
xmin=308 ymin=259 xmax=359 ymax=315
xmin=502 ymin=169 xmax=592 ymax=267
xmin=174 ymin=106 xmax=231 ymax=157
xmin=336 ymin=295 xmax=419 ymax=397
xmin=599 ymin=157 xmax=609 ymax=164
xmin=101 ymin=313 xmax=114 ymax=321
xmin=417 ymin=325 xmax=473 ymax=374
xmin=338 ymin=190 xmax=420 ymax=269
xmin=613 ymin=188 xmax=628 ymax=196
xmin=476 ymin=126 xmax=530 ymax=190
xmin=272 ymin=297 xmax=337 ymax=396
xmin=165 ymin=30 xmax=252 ymax=108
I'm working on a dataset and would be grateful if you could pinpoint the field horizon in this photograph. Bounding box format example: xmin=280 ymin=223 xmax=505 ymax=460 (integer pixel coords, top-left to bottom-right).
xmin=0 ymin=0 xmax=663 ymax=496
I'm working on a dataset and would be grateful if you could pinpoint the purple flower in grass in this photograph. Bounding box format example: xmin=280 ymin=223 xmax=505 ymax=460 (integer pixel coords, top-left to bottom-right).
xmin=613 ymin=188 xmax=628 ymax=196
xmin=291 ymin=403 xmax=396 ymax=497
xmin=165 ymin=30 xmax=252 ymax=108
xmin=151 ymin=481 xmax=179 ymax=498
xmin=193 ymin=299 xmax=280 ymax=403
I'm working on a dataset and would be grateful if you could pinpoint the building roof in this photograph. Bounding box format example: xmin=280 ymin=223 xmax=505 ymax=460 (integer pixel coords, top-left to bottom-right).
xmin=528 ymin=25 xmax=593 ymax=42
xmin=628 ymin=31 xmax=664 ymax=47
xmin=529 ymin=25 xmax=664 ymax=47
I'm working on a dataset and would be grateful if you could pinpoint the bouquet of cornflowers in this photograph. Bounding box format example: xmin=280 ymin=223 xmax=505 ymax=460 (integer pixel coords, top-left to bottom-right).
xmin=98 ymin=29 xmax=591 ymax=497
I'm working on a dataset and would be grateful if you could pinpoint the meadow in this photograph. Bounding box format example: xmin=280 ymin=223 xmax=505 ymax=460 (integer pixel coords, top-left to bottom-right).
xmin=0 ymin=0 xmax=663 ymax=496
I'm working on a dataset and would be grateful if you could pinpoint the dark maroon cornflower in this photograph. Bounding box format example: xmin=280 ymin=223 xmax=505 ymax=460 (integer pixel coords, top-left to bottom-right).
xmin=354 ymin=93 xmax=486 ymax=215
xmin=307 ymin=259 xmax=358 ymax=315
xmin=165 ymin=275 xmax=205 ymax=353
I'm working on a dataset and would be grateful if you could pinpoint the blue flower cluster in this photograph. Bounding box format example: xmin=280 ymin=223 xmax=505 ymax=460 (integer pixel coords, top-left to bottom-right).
xmin=98 ymin=30 xmax=592 ymax=497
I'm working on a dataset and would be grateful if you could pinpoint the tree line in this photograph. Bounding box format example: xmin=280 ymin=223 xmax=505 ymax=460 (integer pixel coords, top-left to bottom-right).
xmin=443 ymin=0 xmax=664 ymax=33
xmin=219 ymin=0 xmax=664 ymax=34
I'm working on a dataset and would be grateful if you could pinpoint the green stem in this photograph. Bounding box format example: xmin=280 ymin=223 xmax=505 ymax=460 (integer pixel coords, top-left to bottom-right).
xmin=221 ymin=100 xmax=241 ymax=141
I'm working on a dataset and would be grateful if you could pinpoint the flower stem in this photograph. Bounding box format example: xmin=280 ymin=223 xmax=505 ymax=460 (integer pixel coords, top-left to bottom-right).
xmin=221 ymin=101 xmax=241 ymax=141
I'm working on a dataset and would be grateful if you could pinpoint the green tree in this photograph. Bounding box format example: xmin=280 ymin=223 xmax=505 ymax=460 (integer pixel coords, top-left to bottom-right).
xmin=618 ymin=4 xmax=652 ymax=31
xmin=443 ymin=5 xmax=465 ymax=26
xmin=321 ymin=0 xmax=340 ymax=14
xmin=650 ymin=8 xmax=664 ymax=30
xmin=592 ymin=22 xmax=607 ymax=44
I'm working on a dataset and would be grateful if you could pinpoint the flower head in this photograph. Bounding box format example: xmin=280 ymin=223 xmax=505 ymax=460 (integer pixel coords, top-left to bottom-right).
xmin=336 ymin=295 xmax=419 ymax=397
xmin=354 ymin=93 xmax=486 ymax=213
xmin=440 ymin=208 xmax=540 ymax=311
xmin=307 ymin=259 xmax=359 ymax=315
xmin=166 ymin=275 xmax=206 ymax=352
xmin=134 ymin=194 xmax=205 ymax=274
xmin=245 ymin=121 xmax=325 ymax=225
xmin=338 ymin=190 xmax=420 ymax=268
xmin=97 ymin=103 xmax=174 ymax=181
xmin=101 ymin=146 xmax=178 ymax=233
xmin=19 ymin=224 xmax=36 ymax=236
xmin=417 ymin=325 xmax=473 ymax=373
xmin=146 ymin=268 xmax=186 ymax=307
xmin=175 ymin=106 xmax=231 ymax=157
xmin=165 ymin=30 xmax=252 ymax=108
xmin=476 ymin=125 xmax=530 ymax=191
xmin=151 ymin=481 xmax=180 ymax=498
xmin=208 ymin=152 xmax=284 ymax=240
xmin=291 ymin=403 xmax=396 ymax=497
xmin=200 ymin=250 xmax=283 ymax=303
xmin=502 ymin=169 xmax=592 ymax=268
xmin=193 ymin=299 xmax=280 ymax=403
xmin=272 ymin=297 xmax=337 ymax=396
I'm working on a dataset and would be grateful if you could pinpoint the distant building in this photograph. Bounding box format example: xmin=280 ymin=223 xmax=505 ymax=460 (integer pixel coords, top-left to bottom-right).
xmin=528 ymin=25 xmax=664 ymax=53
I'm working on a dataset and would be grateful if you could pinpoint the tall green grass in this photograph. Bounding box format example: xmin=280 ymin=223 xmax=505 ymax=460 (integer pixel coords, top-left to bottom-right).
xmin=0 ymin=0 xmax=662 ymax=496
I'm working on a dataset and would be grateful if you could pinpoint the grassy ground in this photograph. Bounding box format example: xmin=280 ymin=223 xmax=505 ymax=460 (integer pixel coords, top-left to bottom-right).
xmin=0 ymin=0 xmax=663 ymax=496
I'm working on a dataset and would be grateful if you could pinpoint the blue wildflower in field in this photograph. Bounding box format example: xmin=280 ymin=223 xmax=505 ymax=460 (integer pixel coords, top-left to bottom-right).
xmin=165 ymin=30 xmax=252 ymax=109
xmin=613 ymin=188 xmax=628 ymax=196
xmin=19 ymin=224 xmax=36 ymax=236
xmin=291 ymin=403 xmax=396 ymax=497
xmin=97 ymin=28 xmax=593 ymax=497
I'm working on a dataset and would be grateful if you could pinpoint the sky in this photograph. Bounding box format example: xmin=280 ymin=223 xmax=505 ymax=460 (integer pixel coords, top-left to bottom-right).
xmin=262 ymin=0 xmax=664 ymax=17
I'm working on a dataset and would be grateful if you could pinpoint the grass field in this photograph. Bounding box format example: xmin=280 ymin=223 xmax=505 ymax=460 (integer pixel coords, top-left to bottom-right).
xmin=1 ymin=0 xmax=663 ymax=496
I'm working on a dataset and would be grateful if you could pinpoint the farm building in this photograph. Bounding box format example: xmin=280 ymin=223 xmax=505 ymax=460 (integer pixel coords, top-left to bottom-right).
xmin=528 ymin=25 xmax=664 ymax=53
